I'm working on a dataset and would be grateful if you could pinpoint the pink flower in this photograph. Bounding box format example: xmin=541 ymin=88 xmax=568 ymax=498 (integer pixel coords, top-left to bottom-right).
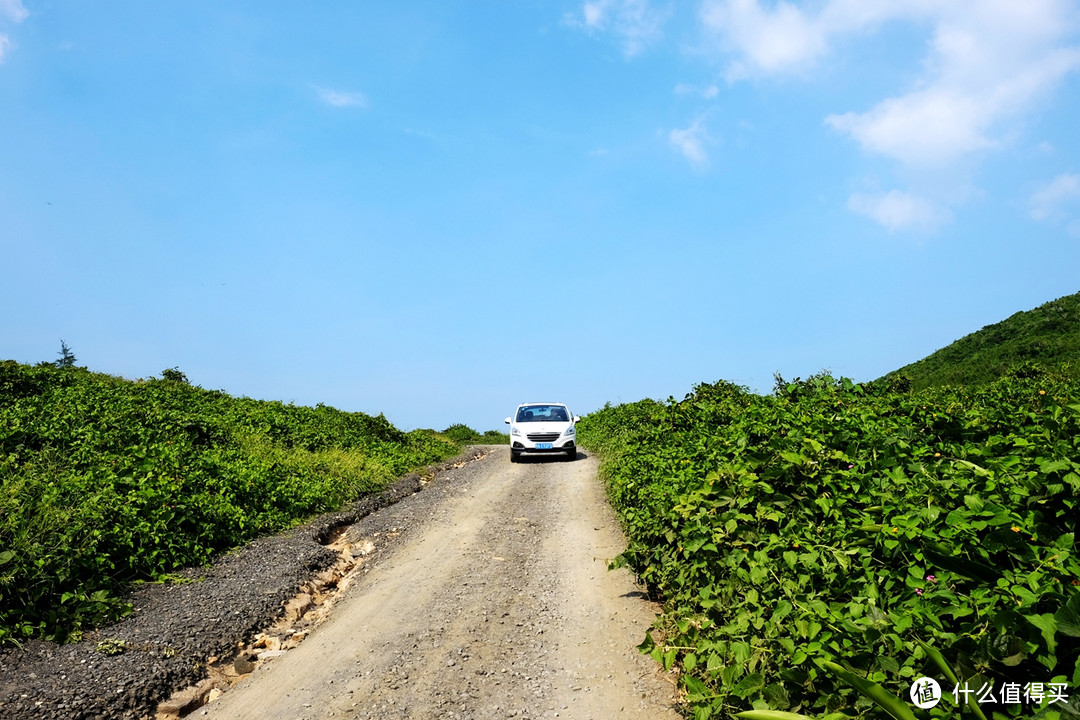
xmin=925 ymin=574 xmax=937 ymax=583
xmin=915 ymin=588 xmax=923 ymax=596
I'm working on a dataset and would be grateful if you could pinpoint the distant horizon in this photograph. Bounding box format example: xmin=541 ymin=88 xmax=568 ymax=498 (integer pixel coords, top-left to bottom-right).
xmin=3 ymin=2 xmax=1078 ymax=432
xmin=9 ymin=283 xmax=1077 ymax=432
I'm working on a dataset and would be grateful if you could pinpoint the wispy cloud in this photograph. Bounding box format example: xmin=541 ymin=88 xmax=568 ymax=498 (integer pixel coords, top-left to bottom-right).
xmin=826 ymin=4 xmax=1080 ymax=168
xmin=701 ymin=0 xmax=1080 ymax=168
xmin=565 ymin=0 xmax=668 ymax=57
xmin=848 ymin=190 xmax=952 ymax=233
xmin=668 ymin=118 xmax=712 ymax=169
xmin=701 ymin=0 xmax=836 ymax=80
xmin=674 ymin=82 xmax=719 ymax=99
xmin=1030 ymin=173 xmax=1080 ymax=222
xmin=0 ymin=0 xmax=28 ymax=23
xmin=314 ymin=86 xmax=368 ymax=109
xmin=700 ymin=0 xmax=1080 ymax=230
xmin=0 ymin=0 xmax=27 ymax=64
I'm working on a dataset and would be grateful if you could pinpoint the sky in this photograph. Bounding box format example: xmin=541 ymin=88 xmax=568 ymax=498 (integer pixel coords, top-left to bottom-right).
xmin=2 ymin=1 xmax=1079 ymax=432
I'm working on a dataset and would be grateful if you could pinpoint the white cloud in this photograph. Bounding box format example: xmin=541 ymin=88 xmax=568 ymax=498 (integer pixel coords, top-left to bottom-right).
xmin=700 ymin=0 xmax=1080 ymax=230
xmin=315 ymin=87 xmax=368 ymax=109
xmin=668 ymin=118 xmax=711 ymax=169
xmin=848 ymin=190 xmax=951 ymax=233
xmin=826 ymin=88 xmax=993 ymax=167
xmin=583 ymin=2 xmax=607 ymax=28
xmin=0 ymin=0 xmax=28 ymax=23
xmin=827 ymin=3 xmax=1080 ymax=168
xmin=703 ymin=0 xmax=1080 ymax=169
xmin=1030 ymin=173 xmax=1080 ymax=222
xmin=565 ymin=0 xmax=668 ymax=57
xmin=0 ymin=35 xmax=11 ymax=62
xmin=701 ymin=0 xmax=831 ymax=79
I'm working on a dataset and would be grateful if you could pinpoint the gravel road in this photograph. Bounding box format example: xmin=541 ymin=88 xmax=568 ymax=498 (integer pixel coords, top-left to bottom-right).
xmin=0 ymin=447 xmax=679 ymax=719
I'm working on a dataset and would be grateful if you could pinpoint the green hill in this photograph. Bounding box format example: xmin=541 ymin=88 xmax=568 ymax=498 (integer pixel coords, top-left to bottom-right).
xmin=883 ymin=290 xmax=1080 ymax=390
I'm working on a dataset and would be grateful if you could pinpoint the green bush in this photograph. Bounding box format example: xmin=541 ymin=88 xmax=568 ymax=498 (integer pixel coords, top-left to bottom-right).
xmin=0 ymin=361 xmax=459 ymax=644
xmin=579 ymin=375 xmax=1080 ymax=719
xmin=441 ymin=424 xmax=509 ymax=445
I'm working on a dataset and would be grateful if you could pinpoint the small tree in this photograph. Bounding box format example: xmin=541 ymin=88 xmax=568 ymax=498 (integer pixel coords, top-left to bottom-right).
xmin=161 ymin=367 xmax=189 ymax=384
xmin=56 ymin=340 xmax=77 ymax=369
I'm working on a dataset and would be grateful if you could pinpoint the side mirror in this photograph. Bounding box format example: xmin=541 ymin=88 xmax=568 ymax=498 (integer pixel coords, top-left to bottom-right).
xmin=573 ymin=416 xmax=581 ymax=423
xmin=504 ymin=417 xmax=511 ymax=424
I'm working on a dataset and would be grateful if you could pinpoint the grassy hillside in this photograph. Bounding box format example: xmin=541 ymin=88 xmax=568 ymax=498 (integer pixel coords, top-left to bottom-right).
xmin=884 ymin=291 xmax=1080 ymax=390
xmin=0 ymin=361 xmax=463 ymax=644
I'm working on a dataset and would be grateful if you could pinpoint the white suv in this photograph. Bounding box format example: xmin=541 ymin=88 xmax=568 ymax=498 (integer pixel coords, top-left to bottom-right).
xmin=504 ymin=402 xmax=580 ymax=463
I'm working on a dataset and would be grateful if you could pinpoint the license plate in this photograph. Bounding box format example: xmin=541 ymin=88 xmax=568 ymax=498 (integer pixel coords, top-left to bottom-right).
xmin=535 ymin=443 xmax=553 ymax=449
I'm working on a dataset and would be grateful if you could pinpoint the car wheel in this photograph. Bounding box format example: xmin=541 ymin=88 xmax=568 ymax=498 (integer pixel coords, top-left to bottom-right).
xmin=565 ymin=448 xmax=575 ymax=462
xmin=510 ymin=451 xmax=520 ymax=463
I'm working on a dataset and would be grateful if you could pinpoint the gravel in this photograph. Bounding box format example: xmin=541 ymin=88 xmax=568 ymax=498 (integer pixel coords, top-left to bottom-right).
xmin=0 ymin=447 xmax=488 ymax=720
xmin=197 ymin=445 xmax=680 ymax=720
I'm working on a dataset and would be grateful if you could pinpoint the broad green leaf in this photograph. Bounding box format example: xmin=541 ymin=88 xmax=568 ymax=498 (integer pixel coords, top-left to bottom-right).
xmin=1025 ymin=613 xmax=1058 ymax=653
xmin=915 ymin=640 xmax=989 ymax=720
xmin=954 ymin=459 xmax=991 ymax=477
xmin=820 ymin=661 xmax=917 ymax=720
xmin=1054 ymin=594 xmax=1080 ymax=638
xmin=732 ymin=672 xmax=765 ymax=699
xmin=683 ymin=675 xmax=707 ymax=697
xmin=1040 ymin=459 xmax=1071 ymax=474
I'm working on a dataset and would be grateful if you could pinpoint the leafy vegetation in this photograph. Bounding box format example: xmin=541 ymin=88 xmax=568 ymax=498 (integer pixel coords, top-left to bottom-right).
xmin=440 ymin=423 xmax=510 ymax=445
xmin=0 ymin=360 xmax=461 ymax=645
xmin=578 ymin=371 xmax=1080 ymax=719
xmin=883 ymin=291 xmax=1080 ymax=391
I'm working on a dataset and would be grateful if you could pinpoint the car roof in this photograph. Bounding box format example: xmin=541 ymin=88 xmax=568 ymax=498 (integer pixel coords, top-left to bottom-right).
xmin=517 ymin=402 xmax=567 ymax=407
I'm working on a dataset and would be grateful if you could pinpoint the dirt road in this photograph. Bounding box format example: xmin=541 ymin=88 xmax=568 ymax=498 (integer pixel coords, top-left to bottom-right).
xmin=199 ymin=448 xmax=680 ymax=720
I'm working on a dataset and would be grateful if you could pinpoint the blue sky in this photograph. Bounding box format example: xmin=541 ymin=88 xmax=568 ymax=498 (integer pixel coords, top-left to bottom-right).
xmin=2 ymin=1 xmax=1079 ymax=432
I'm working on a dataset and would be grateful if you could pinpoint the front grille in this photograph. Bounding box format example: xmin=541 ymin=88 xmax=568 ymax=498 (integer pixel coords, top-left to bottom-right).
xmin=527 ymin=432 xmax=560 ymax=442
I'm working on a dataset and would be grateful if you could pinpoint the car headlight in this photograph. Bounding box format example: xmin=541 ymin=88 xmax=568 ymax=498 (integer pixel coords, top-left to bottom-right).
xmin=510 ymin=426 xmax=522 ymax=437
xmin=563 ymin=426 xmax=575 ymax=436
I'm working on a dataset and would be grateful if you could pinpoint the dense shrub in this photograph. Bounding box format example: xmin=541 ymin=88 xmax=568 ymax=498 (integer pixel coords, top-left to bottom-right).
xmin=441 ymin=424 xmax=509 ymax=445
xmin=0 ymin=362 xmax=460 ymax=643
xmin=579 ymin=374 xmax=1080 ymax=719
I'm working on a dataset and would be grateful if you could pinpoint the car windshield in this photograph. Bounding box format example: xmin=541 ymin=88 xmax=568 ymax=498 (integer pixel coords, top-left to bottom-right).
xmin=515 ymin=405 xmax=569 ymax=423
